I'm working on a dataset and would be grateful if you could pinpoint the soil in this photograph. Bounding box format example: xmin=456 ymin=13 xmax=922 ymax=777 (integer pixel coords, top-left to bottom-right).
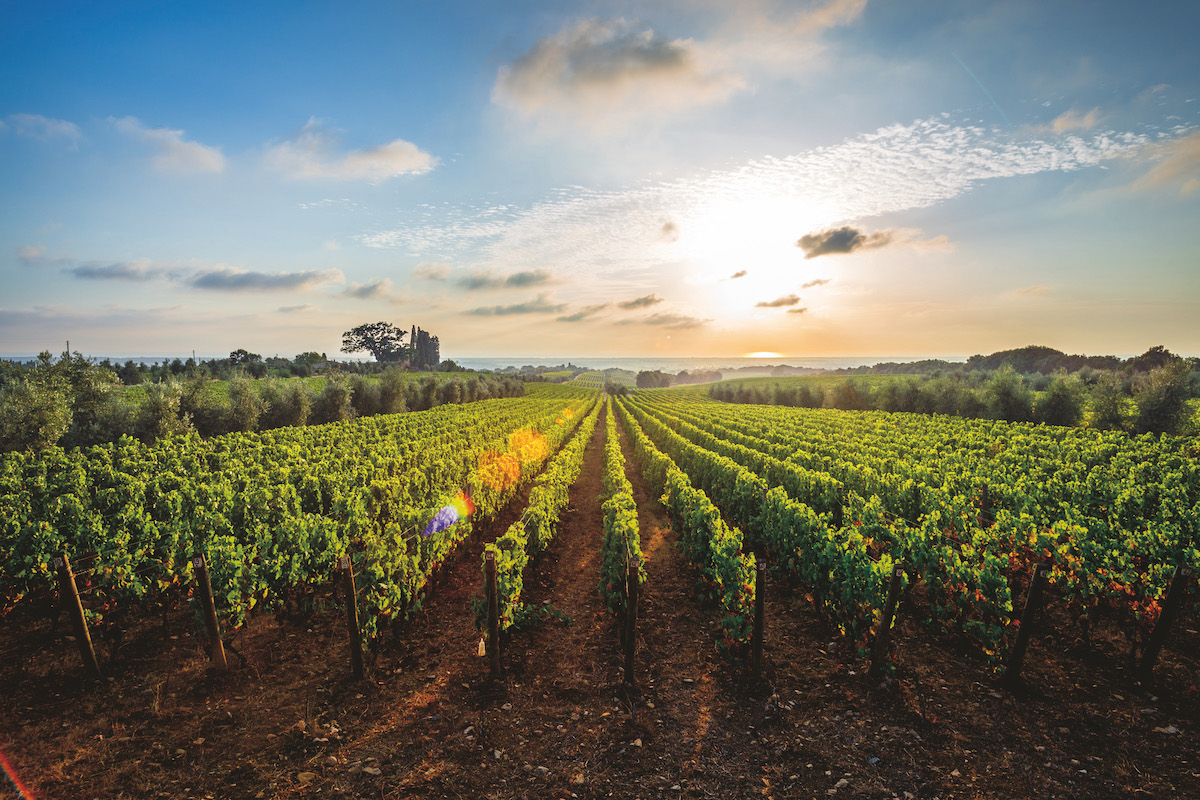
xmin=1 ymin=404 xmax=1197 ymax=799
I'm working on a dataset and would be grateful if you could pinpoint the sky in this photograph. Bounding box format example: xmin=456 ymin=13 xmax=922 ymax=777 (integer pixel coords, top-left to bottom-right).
xmin=2 ymin=0 xmax=1198 ymax=361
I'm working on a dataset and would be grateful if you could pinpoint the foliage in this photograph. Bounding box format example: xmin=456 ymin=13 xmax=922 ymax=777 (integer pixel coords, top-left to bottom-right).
xmin=1134 ymin=360 xmax=1196 ymax=435
xmin=598 ymin=399 xmax=644 ymax=614
xmin=636 ymin=370 xmax=673 ymax=389
xmin=340 ymin=321 xmax=408 ymax=362
xmin=1034 ymin=373 xmax=1086 ymax=427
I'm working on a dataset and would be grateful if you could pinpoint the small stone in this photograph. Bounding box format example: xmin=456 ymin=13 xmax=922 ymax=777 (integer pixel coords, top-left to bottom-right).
xmin=347 ymin=766 xmax=363 ymax=776
xmin=571 ymin=772 xmax=586 ymax=785
xmin=1153 ymin=725 xmax=1179 ymax=734
xmin=501 ymin=703 xmax=513 ymax=711
xmin=298 ymin=772 xmax=317 ymax=784
xmin=950 ymin=769 xmax=961 ymax=777
xmin=633 ymin=738 xmax=643 ymax=747
xmin=175 ymin=749 xmax=186 ymax=757
xmin=363 ymin=767 xmax=382 ymax=776
xmin=835 ymin=778 xmax=849 ymax=789
xmin=326 ymin=756 xmax=338 ymax=766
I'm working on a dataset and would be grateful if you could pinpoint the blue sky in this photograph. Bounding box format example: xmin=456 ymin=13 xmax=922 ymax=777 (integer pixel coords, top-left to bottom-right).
xmin=2 ymin=0 xmax=1198 ymax=360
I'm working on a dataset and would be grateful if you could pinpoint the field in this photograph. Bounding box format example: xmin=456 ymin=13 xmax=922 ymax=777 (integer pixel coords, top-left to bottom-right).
xmin=1 ymin=387 xmax=1197 ymax=799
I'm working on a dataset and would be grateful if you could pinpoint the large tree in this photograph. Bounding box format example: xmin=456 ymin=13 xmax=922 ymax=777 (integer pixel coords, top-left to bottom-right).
xmin=341 ymin=322 xmax=407 ymax=362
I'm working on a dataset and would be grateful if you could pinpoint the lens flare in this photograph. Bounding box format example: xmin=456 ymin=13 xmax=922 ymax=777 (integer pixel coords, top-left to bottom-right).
xmin=479 ymin=450 xmax=521 ymax=491
xmin=0 ymin=748 xmax=35 ymax=800
xmin=422 ymin=491 xmax=475 ymax=537
xmin=508 ymin=428 xmax=548 ymax=464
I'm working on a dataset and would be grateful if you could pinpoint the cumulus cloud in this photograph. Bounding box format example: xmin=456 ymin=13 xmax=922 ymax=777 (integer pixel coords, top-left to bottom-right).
xmin=456 ymin=268 xmax=553 ymax=290
xmin=617 ymin=293 xmax=663 ymax=309
xmin=5 ymin=113 xmax=83 ymax=146
xmin=466 ymin=293 xmax=566 ymax=316
xmin=265 ymin=118 xmax=436 ymax=181
xmin=190 ymin=267 xmax=344 ymax=292
xmin=797 ymin=226 xmax=951 ymax=258
xmin=729 ymin=270 xmax=748 ymax=279
xmin=342 ymin=277 xmax=401 ymax=300
xmin=493 ymin=19 xmax=745 ymax=127
xmin=413 ymin=262 xmax=453 ymax=281
xmin=801 ymin=278 xmax=831 ymax=288
xmin=755 ymin=294 xmax=801 ymax=307
xmin=67 ymin=259 xmax=166 ymax=281
xmin=1131 ymin=130 xmax=1200 ymax=195
xmin=111 ymin=116 xmax=225 ymax=174
xmin=557 ymin=303 xmax=610 ymax=322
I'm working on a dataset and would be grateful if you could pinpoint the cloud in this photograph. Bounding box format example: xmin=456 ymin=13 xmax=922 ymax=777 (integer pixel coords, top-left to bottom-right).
xmin=279 ymin=304 xmax=318 ymax=313
xmin=466 ymin=293 xmax=566 ymax=316
xmin=1012 ymin=284 xmax=1052 ymax=297
xmin=111 ymin=116 xmax=225 ymax=174
xmin=796 ymin=226 xmax=951 ymax=259
xmin=265 ymin=118 xmax=436 ymax=181
xmin=729 ymin=270 xmax=747 ymax=279
xmin=18 ymin=244 xmax=52 ymax=265
xmin=622 ymin=312 xmax=708 ymax=329
xmin=66 ymin=258 xmax=166 ymax=281
xmin=756 ymin=294 xmax=801 ymax=308
xmin=5 ymin=113 xmax=83 ymax=146
xmin=801 ymin=278 xmax=831 ymax=288
xmin=342 ymin=277 xmax=401 ymax=301
xmin=455 ymin=268 xmax=553 ymax=290
xmin=557 ymin=303 xmax=610 ymax=322
xmin=493 ymin=19 xmax=745 ymax=128
xmin=617 ymin=293 xmax=663 ymax=309
xmin=786 ymin=307 xmax=809 ymax=315
xmin=1131 ymin=131 xmax=1200 ymax=195
xmin=362 ymin=116 xmax=1153 ymax=279
xmin=413 ymin=262 xmax=453 ymax=281
xmin=1049 ymin=107 xmax=1102 ymax=132
xmin=190 ymin=267 xmax=344 ymax=292
xmin=660 ymin=221 xmax=680 ymax=242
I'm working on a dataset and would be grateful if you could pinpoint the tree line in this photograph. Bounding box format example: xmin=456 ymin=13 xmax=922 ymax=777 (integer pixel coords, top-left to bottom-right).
xmin=0 ymin=350 xmax=521 ymax=453
xmin=708 ymin=361 xmax=1198 ymax=436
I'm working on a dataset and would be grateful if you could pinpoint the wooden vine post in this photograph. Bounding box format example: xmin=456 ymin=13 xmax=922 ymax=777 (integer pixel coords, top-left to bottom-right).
xmin=870 ymin=563 xmax=906 ymax=677
xmin=624 ymin=556 xmax=640 ymax=686
xmin=1138 ymin=563 xmax=1194 ymax=683
xmin=484 ymin=550 xmax=502 ymax=679
xmin=54 ymin=552 xmax=101 ymax=678
xmin=191 ymin=554 xmax=228 ymax=673
xmin=1002 ymin=561 xmax=1048 ymax=687
xmin=340 ymin=555 xmax=364 ymax=680
xmin=751 ymin=559 xmax=766 ymax=683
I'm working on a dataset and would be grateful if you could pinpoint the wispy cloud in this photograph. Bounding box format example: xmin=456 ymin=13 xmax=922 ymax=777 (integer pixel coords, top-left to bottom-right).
xmin=756 ymin=294 xmax=801 ymax=307
xmin=466 ymin=293 xmax=566 ymax=316
xmin=67 ymin=258 xmax=166 ymax=281
xmin=5 ymin=113 xmax=83 ymax=146
xmin=618 ymin=312 xmax=708 ymax=329
xmin=797 ymin=226 xmax=951 ymax=259
xmin=786 ymin=307 xmax=809 ymax=315
xmin=279 ymin=303 xmax=318 ymax=313
xmin=265 ymin=118 xmax=436 ymax=181
xmin=111 ymin=116 xmax=225 ymax=174
xmin=617 ymin=293 xmax=664 ymax=310
xmin=413 ymin=262 xmax=453 ymax=281
xmin=362 ymin=117 xmax=1149 ymax=281
xmin=455 ymin=268 xmax=553 ymax=290
xmin=1131 ymin=130 xmax=1200 ymax=195
xmin=556 ymin=303 xmax=610 ymax=322
xmin=1048 ymin=107 xmax=1102 ymax=133
xmin=729 ymin=270 xmax=748 ymax=279
xmin=342 ymin=277 xmax=402 ymax=301
xmin=1012 ymin=284 xmax=1052 ymax=297
xmin=801 ymin=278 xmax=831 ymax=288
xmin=190 ymin=267 xmax=344 ymax=292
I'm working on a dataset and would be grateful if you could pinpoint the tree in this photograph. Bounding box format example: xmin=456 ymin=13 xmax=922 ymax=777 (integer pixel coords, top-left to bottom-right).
xmin=341 ymin=322 xmax=407 ymax=362
xmin=636 ymin=370 xmax=672 ymax=388
xmin=1034 ymin=374 xmax=1085 ymax=427
xmin=1089 ymin=372 xmax=1128 ymax=430
xmin=295 ymin=351 xmax=325 ymax=366
xmin=984 ymin=366 xmax=1034 ymax=422
xmin=229 ymin=348 xmax=262 ymax=365
xmin=1133 ymin=360 xmax=1196 ymax=435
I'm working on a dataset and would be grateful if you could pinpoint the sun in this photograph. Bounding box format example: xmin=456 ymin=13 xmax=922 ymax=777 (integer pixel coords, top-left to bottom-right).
xmin=746 ymin=351 xmax=783 ymax=358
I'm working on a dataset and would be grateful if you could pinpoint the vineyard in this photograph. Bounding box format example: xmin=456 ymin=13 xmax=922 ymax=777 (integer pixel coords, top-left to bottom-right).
xmin=1 ymin=386 xmax=1197 ymax=799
